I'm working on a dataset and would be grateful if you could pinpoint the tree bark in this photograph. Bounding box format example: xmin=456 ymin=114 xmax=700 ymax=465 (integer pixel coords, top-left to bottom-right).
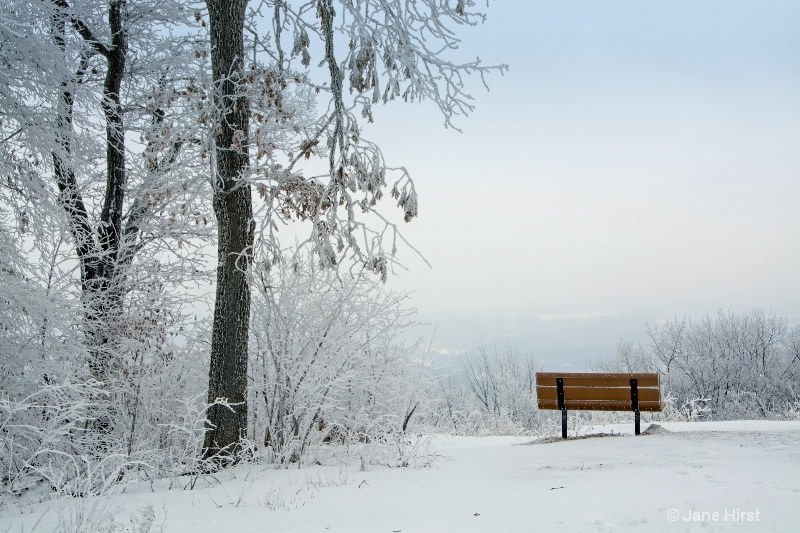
xmin=203 ymin=0 xmax=254 ymax=460
xmin=97 ymin=0 xmax=127 ymax=281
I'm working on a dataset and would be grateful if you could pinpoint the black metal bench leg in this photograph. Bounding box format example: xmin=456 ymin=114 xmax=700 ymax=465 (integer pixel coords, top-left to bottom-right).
xmin=557 ymin=377 xmax=567 ymax=439
xmin=630 ymin=378 xmax=641 ymax=435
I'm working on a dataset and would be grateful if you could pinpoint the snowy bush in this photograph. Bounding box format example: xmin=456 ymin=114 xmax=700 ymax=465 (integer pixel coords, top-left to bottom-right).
xmin=591 ymin=310 xmax=800 ymax=420
xmin=248 ymin=251 xmax=426 ymax=465
xmin=659 ymin=394 xmax=713 ymax=422
xmin=415 ymin=346 xmax=542 ymax=436
xmin=0 ymin=348 xmax=210 ymax=497
xmin=0 ymin=224 xmax=212 ymax=494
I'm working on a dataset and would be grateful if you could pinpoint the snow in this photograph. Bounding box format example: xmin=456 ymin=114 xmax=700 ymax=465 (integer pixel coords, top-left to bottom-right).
xmin=3 ymin=421 xmax=799 ymax=532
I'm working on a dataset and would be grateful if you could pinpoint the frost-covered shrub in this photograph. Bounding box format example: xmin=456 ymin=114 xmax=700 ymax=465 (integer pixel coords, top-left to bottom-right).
xmin=1 ymin=343 xmax=209 ymax=497
xmin=414 ymin=347 xmax=541 ymax=437
xmin=0 ymin=237 xmax=212 ymax=495
xmin=659 ymin=394 xmax=713 ymax=422
xmin=1 ymin=380 xmax=115 ymax=496
xmin=248 ymin=252 xmax=423 ymax=464
xmin=459 ymin=346 xmax=540 ymax=434
xmin=782 ymin=400 xmax=800 ymax=421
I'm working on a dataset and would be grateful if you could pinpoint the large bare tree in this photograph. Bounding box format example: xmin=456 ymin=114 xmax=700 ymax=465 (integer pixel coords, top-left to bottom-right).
xmin=202 ymin=0 xmax=506 ymax=460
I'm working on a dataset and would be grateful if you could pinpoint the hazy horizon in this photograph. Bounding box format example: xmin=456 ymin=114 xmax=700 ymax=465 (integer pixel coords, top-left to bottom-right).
xmin=406 ymin=308 xmax=800 ymax=372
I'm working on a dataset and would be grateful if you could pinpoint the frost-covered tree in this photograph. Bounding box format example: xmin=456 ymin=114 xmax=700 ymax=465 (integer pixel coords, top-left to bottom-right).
xmin=1 ymin=0 xmax=212 ymax=383
xmin=588 ymin=340 xmax=657 ymax=374
xmin=202 ymin=0 xmax=506 ymax=458
xmin=650 ymin=310 xmax=799 ymax=418
xmin=202 ymin=0 xmax=254 ymax=460
xmin=1 ymin=0 xmax=220 ymax=492
xmin=591 ymin=310 xmax=800 ymax=419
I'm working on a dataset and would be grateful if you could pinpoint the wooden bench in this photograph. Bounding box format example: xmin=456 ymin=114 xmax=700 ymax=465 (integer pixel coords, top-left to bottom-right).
xmin=535 ymin=372 xmax=663 ymax=438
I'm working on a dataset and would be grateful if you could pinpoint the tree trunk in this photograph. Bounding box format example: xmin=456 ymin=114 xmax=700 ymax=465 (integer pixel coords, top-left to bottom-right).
xmin=203 ymin=0 xmax=254 ymax=460
xmin=90 ymin=0 xmax=127 ymax=379
xmin=50 ymin=0 xmax=127 ymax=381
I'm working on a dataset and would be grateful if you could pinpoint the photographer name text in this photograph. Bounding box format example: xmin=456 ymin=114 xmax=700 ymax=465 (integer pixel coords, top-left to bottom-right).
xmin=666 ymin=508 xmax=761 ymax=523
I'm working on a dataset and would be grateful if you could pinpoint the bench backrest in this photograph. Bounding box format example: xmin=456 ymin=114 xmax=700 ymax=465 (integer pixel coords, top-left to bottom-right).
xmin=536 ymin=372 xmax=662 ymax=412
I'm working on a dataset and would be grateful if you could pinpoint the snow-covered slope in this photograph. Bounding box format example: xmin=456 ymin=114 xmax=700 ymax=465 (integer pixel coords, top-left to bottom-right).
xmin=3 ymin=421 xmax=799 ymax=532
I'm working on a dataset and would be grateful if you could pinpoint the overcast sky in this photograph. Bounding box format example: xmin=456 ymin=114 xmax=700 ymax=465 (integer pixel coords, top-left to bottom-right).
xmin=357 ymin=1 xmax=800 ymax=368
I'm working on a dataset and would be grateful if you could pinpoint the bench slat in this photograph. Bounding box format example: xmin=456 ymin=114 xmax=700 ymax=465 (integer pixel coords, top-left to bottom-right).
xmin=537 ymin=399 xmax=663 ymax=412
xmin=537 ymin=385 xmax=661 ymax=403
xmin=535 ymin=372 xmax=660 ymax=388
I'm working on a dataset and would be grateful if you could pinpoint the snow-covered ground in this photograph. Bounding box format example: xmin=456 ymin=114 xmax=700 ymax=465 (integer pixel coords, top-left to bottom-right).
xmin=3 ymin=421 xmax=799 ymax=532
